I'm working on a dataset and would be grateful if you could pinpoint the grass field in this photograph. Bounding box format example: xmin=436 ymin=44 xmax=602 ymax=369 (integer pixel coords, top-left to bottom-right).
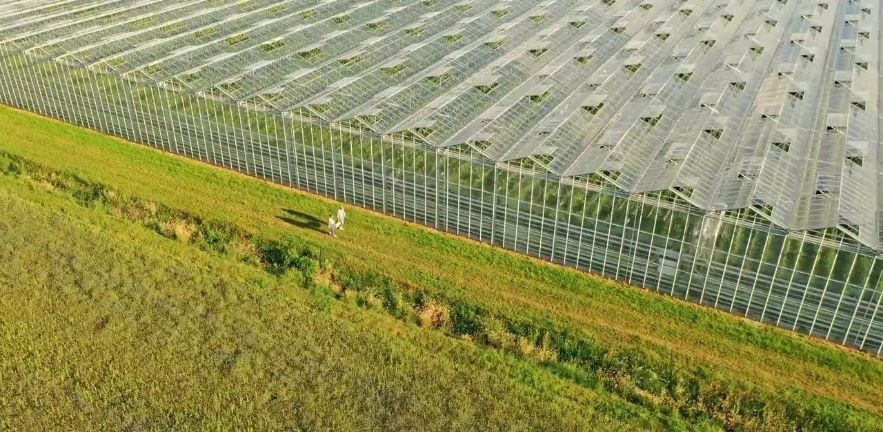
xmin=0 ymin=166 xmax=645 ymax=431
xmin=1 ymin=104 xmax=882 ymax=431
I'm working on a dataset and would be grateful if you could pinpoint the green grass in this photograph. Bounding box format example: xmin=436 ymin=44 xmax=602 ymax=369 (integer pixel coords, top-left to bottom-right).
xmin=0 ymin=176 xmax=641 ymax=431
xmin=1 ymin=104 xmax=882 ymax=430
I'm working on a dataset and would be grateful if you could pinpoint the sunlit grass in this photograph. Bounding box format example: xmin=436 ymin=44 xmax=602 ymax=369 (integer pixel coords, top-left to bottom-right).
xmin=1 ymin=105 xmax=882 ymax=430
xmin=0 ymin=176 xmax=642 ymax=431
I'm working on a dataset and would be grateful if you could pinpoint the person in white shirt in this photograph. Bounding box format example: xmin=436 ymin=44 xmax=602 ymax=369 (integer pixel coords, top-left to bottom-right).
xmin=328 ymin=215 xmax=338 ymax=238
xmin=336 ymin=206 xmax=347 ymax=230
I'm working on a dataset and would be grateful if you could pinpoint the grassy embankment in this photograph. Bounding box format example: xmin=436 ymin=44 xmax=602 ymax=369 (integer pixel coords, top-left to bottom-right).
xmin=0 ymin=157 xmax=641 ymax=431
xmin=1 ymin=104 xmax=882 ymax=431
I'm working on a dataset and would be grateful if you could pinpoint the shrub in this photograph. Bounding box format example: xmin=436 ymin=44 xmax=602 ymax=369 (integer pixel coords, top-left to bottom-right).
xmin=448 ymin=300 xmax=486 ymax=336
xmin=368 ymin=280 xmax=405 ymax=317
xmin=71 ymin=182 xmax=109 ymax=206
xmin=296 ymin=255 xmax=319 ymax=282
xmin=554 ymin=330 xmax=607 ymax=369
xmin=256 ymin=235 xmax=321 ymax=282
xmin=197 ymin=220 xmax=238 ymax=254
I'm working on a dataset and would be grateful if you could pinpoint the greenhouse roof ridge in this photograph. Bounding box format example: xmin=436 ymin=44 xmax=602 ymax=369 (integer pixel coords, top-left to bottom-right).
xmin=0 ymin=0 xmax=880 ymax=250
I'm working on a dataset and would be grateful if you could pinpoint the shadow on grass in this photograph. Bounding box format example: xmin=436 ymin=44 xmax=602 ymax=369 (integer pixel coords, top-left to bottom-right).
xmin=278 ymin=208 xmax=324 ymax=233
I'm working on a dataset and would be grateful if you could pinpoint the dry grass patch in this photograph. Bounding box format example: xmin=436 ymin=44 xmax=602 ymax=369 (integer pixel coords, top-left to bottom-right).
xmin=418 ymin=301 xmax=451 ymax=330
xmin=160 ymin=217 xmax=198 ymax=241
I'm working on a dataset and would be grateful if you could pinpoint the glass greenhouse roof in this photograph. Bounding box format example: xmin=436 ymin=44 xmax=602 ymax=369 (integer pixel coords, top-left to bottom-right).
xmin=1 ymin=0 xmax=881 ymax=249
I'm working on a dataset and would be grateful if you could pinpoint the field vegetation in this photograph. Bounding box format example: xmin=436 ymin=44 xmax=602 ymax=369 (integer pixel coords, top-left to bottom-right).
xmin=1 ymin=105 xmax=882 ymax=430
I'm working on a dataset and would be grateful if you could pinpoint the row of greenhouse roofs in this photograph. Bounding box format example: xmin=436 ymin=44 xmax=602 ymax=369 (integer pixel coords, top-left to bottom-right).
xmin=0 ymin=0 xmax=881 ymax=251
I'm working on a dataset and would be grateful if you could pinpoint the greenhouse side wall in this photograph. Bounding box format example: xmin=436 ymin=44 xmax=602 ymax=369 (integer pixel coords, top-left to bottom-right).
xmin=0 ymin=50 xmax=881 ymax=355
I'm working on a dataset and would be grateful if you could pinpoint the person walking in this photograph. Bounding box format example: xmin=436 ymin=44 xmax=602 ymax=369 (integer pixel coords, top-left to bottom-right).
xmin=328 ymin=215 xmax=338 ymax=238
xmin=336 ymin=206 xmax=347 ymax=230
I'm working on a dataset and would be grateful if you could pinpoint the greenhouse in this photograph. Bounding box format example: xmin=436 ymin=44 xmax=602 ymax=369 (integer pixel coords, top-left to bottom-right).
xmin=0 ymin=0 xmax=881 ymax=355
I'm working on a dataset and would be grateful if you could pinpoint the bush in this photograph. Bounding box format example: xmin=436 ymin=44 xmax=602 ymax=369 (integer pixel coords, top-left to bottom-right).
xmin=295 ymin=255 xmax=320 ymax=282
xmin=197 ymin=220 xmax=239 ymax=254
xmin=256 ymin=235 xmax=321 ymax=282
xmin=369 ymin=280 xmax=406 ymax=317
xmin=554 ymin=330 xmax=607 ymax=369
xmin=448 ymin=300 xmax=486 ymax=336
xmin=71 ymin=182 xmax=109 ymax=206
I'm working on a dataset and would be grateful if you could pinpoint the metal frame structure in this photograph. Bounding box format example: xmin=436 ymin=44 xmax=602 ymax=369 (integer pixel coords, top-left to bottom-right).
xmin=0 ymin=0 xmax=881 ymax=354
